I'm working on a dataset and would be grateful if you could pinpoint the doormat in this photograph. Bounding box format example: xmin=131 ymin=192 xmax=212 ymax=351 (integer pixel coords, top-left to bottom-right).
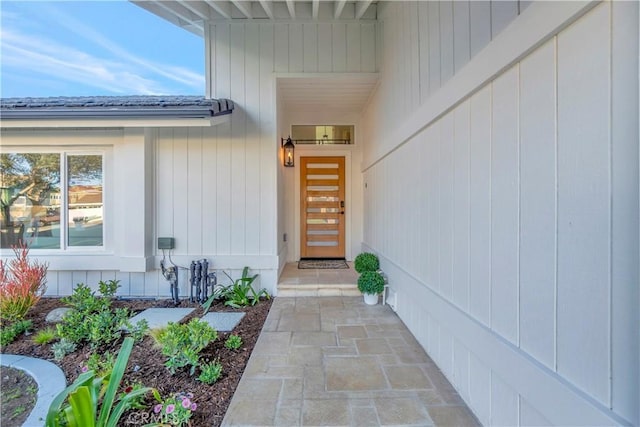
xmin=298 ymin=259 xmax=349 ymax=269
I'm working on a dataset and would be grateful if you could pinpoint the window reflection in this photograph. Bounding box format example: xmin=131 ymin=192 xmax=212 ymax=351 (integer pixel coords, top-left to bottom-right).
xmin=0 ymin=153 xmax=61 ymax=249
xmin=68 ymin=155 xmax=103 ymax=247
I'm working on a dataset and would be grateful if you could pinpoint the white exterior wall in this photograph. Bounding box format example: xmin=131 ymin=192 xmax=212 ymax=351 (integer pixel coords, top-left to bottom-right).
xmin=205 ymin=21 xmax=377 ymax=276
xmin=2 ymin=20 xmax=378 ymax=298
xmin=362 ymin=1 xmax=638 ymax=426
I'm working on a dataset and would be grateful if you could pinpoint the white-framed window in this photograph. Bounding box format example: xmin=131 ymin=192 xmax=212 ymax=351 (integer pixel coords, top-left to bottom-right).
xmin=1 ymin=150 xmax=105 ymax=251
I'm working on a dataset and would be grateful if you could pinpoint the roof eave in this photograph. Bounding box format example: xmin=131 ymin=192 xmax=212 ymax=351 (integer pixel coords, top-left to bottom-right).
xmin=0 ymin=111 xmax=232 ymax=129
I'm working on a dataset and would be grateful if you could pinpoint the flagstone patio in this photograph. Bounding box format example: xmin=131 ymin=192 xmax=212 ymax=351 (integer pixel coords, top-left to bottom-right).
xmin=222 ymin=296 xmax=480 ymax=426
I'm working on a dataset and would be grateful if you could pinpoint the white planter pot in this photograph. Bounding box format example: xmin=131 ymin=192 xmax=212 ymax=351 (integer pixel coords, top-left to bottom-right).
xmin=363 ymin=293 xmax=378 ymax=305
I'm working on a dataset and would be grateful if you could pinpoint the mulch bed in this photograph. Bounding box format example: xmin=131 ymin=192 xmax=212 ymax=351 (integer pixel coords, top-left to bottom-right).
xmin=0 ymin=296 xmax=273 ymax=426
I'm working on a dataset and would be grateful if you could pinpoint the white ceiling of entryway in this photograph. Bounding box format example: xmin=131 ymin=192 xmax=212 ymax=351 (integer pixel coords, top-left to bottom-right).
xmin=277 ymin=74 xmax=378 ymax=114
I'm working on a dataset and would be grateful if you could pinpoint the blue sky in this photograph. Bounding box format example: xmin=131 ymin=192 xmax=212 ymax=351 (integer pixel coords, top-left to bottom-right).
xmin=1 ymin=1 xmax=205 ymax=98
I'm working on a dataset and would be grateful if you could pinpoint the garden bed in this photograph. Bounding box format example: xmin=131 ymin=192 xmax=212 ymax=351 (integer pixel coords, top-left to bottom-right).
xmin=1 ymin=296 xmax=272 ymax=426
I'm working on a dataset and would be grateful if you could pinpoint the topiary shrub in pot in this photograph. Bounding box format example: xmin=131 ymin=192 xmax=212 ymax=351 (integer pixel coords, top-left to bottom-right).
xmin=354 ymin=252 xmax=380 ymax=273
xmin=357 ymin=271 xmax=385 ymax=305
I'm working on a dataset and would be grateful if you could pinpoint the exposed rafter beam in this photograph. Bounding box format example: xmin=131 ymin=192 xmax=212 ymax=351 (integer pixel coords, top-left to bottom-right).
xmin=177 ymin=0 xmax=211 ymax=21
xmin=285 ymin=0 xmax=296 ymax=19
xmin=231 ymin=0 xmax=253 ymax=19
xmin=204 ymin=0 xmax=232 ymax=20
xmin=312 ymin=0 xmax=319 ymax=20
xmin=152 ymin=0 xmax=203 ymax=31
xmin=334 ymin=0 xmax=347 ymax=20
xmin=259 ymin=0 xmax=274 ymax=19
xmin=355 ymin=0 xmax=373 ymax=20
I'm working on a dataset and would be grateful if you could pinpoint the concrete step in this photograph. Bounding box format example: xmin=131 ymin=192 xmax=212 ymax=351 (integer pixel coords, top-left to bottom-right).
xmin=277 ymin=283 xmax=361 ymax=297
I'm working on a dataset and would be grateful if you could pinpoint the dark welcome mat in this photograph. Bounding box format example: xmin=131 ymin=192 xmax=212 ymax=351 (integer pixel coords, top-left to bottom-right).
xmin=298 ymin=259 xmax=349 ymax=269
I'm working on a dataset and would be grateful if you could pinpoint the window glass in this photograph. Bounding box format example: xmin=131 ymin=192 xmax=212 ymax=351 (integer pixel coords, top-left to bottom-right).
xmin=0 ymin=152 xmax=104 ymax=250
xmin=0 ymin=153 xmax=61 ymax=249
xmin=68 ymin=155 xmax=103 ymax=247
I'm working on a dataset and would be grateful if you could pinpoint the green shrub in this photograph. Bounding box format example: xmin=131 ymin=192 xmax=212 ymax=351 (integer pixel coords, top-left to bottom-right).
xmin=33 ymin=327 xmax=57 ymax=345
xmin=152 ymin=319 xmax=218 ymax=375
xmin=224 ymin=334 xmax=242 ymax=350
xmin=60 ymin=282 xmax=109 ymax=314
xmin=357 ymin=271 xmax=385 ymax=295
xmin=0 ymin=319 xmax=33 ymax=346
xmin=354 ymin=252 xmax=380 ymax=273
xmin=198 ymin=360 xmax=223 ymax=384
xmin=56 ymin=281 xmax=132 ymax=349
xmin=128 ymin=319 xmax=149 ymax=343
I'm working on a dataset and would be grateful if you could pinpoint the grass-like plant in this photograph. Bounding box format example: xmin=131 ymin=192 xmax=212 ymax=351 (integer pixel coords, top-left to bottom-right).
xmin=45 ymin=337 xmax=153 ymax=427
xmin=198 ymin=360 xmax=223 ymax=384
xmin=151 ymin=319 xmax=218 ymax=375
xmin=0 ymin=242 xmax=48 ymax=322
xmin=354 ymin=252 xmax=380 ymax=273
xmin=33 ymin=327 xmax=57 ymax=345
xmin=224 ymin=334 xmax=242 ymax=350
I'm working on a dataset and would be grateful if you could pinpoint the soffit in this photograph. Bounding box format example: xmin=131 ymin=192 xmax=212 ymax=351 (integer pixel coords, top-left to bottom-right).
xmin=130 ymin=1 xmax=378 ymax=36
xmin=277 ymin=74 xmax=378 ymax=114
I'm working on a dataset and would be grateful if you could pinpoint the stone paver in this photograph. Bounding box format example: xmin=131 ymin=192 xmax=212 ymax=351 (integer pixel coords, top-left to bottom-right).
xmin=200 ymin=312 xmax=245 ymax=331
xmin=221 ymin=296 xmax=481 ymax=427
xmin=128 ymin=307 xmax=194 ymax=329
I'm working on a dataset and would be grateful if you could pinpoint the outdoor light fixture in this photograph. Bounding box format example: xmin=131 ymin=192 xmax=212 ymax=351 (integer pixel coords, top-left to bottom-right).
xmin=282 ymin=136 xmax=295 ymax=167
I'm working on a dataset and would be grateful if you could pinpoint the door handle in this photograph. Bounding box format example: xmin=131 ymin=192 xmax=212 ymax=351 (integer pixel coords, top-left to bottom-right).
xmin=340 ymin=201 xmax=345 ymax=214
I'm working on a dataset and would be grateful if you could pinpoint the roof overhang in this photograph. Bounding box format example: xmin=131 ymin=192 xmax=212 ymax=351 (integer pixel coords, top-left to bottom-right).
xmin=0 ymin=96 xmax=234 ymax=129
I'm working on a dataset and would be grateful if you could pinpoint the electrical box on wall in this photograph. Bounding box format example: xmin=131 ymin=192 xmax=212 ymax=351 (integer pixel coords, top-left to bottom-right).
xmin=158 ymin=237 xmax=175 ymax=250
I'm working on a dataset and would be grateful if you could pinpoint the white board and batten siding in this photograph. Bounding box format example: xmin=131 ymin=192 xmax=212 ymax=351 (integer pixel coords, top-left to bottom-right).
xmin=362 ymin=1 xmax=638 ymax=426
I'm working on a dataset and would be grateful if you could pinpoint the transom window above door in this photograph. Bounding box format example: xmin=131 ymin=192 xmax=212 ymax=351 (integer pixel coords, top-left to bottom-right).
xmin=291 ymin=125 xmax=354 ymax=145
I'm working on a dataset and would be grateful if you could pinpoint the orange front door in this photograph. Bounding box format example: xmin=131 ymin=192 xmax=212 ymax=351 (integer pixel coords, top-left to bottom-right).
xmin=300 ymin=156 xmax=345 ymax=258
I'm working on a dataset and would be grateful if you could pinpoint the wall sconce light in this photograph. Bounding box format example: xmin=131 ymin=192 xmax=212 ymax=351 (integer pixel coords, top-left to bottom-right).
xmin=282 ymin=136 xmax=295 ymax=167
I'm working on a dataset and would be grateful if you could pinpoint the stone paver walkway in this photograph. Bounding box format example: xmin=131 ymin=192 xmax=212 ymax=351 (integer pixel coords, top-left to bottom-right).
xmin=222 ymin=297 xmax=480 ymax=426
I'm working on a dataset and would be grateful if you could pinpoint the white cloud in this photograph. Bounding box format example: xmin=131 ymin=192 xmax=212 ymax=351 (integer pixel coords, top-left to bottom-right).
xmin=41 ymin=3 xmax=204 ymax=90
xmin=1 ymin=2 xmax=205 ymax=96
xmin=1 ymin=28 xmax=168 ymax=95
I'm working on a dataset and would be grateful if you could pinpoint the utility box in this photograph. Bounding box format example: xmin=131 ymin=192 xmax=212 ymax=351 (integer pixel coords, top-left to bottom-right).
xmin=158 ymin=237 xmax=175 ymax=250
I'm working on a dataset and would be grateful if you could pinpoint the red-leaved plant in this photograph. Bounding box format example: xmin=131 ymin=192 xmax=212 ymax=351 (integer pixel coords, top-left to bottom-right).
xmin=0 ymin=241 xmax=48 ymax=322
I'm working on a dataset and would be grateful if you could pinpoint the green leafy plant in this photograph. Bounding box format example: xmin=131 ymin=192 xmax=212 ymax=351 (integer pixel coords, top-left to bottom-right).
xmin=0 ymin=319 xmax=32 ymax=346
xmin=198 ymin=360 xmax=223 ymax=384
xmin=221 ymin=267 xmax=270 ymax=308
xmin=151 ymin=390 xmax=197 ymax=427
xmin=354 ymin=252 xmax=380 ymax=273
xmin=60 ymin=283 xmax=108 ymax=314
xmin=97 ymin=280 xmax=119 ymax=298
xmin=128 ymin=319 xmax=148 ymax=342
xmin=33 ymin=327 xmax=57 ymax=345
xmin=357 ymin=270 xmax=385 ymax=295
xmin=86 ymin=351 xmax=116 ymax=377
xmin=52 ymin=338 xmax=77 ymax=361
xmin=151 ymin=319 xmax=218 ymax=375
xmin=224 ymin=334 xmax=242 ymax=350
xmin=56 ymin=282 xmax=132 ymax=349
xmin=0 ymin=242 xmax=48 ymax=322
xmin=45 ymin=337 xmax=153 ymax=427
